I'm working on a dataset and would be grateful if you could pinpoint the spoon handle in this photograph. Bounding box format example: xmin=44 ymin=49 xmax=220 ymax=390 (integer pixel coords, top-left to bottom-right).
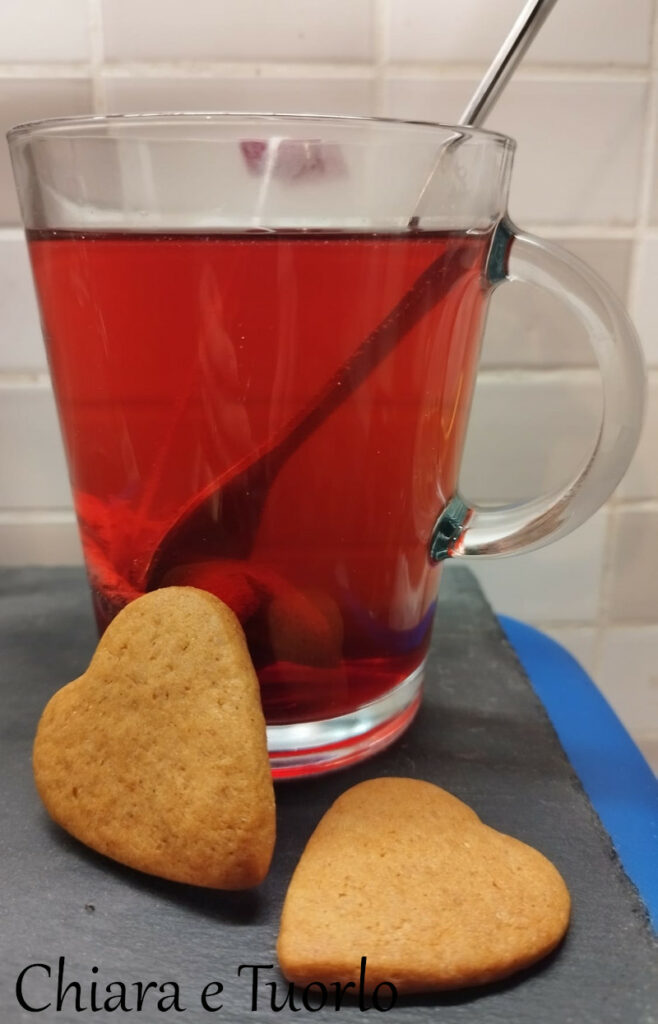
xmin=409 ymin=0 xmax=559 ymax=228
xmin=461 ymin=0 xmax=560 ymax=127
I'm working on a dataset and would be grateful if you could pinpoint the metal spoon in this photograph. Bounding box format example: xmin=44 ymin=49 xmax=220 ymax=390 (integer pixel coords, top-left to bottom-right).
xmin=410 ymin=0 xmax=559 ymax=225
xmin=142 ymin=0 xmax=560 ymax=592
xmin=462 ymin=0 xmax=559 ymax=126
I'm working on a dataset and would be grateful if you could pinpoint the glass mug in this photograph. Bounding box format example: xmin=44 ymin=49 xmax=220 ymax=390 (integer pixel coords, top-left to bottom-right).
xmin=8 ymin=114 xmax=644 ymax=777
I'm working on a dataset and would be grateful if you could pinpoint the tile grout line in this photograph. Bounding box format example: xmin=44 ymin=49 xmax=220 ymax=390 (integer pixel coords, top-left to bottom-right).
xmin=98 ymin=61 xmax=380 ymax=81
xmin=0 ymin=61 xmax=651 ymax=83
xmin=379 ymin=63 xmax=651 ymax=83
xmin=0 ymin=64 xmax=90 ymax=78
xmin=628 ymin=2 xmax=658 ymax=303
xmin=605 ymin=497 xmax=658 ymax=512
xmin=0 ymin=373 xmax=52 ymax=388
xmin=0 ymin=510 xmax=77 ymax=524
xmin=0 ymin=227 xmax=26 ymax=241
xmin=593 ymin=0 xmax=658 ymax=679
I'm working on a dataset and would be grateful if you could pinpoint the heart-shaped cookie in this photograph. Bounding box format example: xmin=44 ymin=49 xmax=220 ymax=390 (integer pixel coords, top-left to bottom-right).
xmin=278 ymin=778 xmax=570 ymax=992
xmin=33 ymin=587 xmax=275 ymax=889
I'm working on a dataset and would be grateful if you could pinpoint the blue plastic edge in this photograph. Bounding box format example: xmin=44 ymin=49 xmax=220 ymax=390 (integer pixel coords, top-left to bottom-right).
xmin=499 ymin=615 xmax=658 ymax=932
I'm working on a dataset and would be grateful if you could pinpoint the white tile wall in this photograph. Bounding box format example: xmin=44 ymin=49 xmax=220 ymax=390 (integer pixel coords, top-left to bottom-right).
xmin=387 ymin=0 xmax=653 ymax=68
xmin=101 ymin=0 xmax=374 ymax=63
xmin=480 ymin=239 xmax=632 ymax=367
xmin=104 ymin=75 xmax=376 ymax=117
xmin=0 ymin=515 xmax=82 ymax=566
xmin=639 ymin=738 xmax=658 ymax=775
xmin=0 ymin=0 xmax=656 ymax=763
xmin=380 ymin=78 xmax=648 ymax=225
xmin=0 ymin=0 xmax=91 ymax=64
xmin=0 ymin=385 xmax=71 ymax=508
xmin=651 ymin=101 xmax=658 ymax=226
xmin=469 ymin=509 xmax=608 ymax=623
xmin=632 ymin=238 xmax=658 ymax=365
xmin=460 ymin=373 xmax=601 ymax=503
xmin=617 ymin=376 xmax=658 ymax=500
xmin=598 ymin=627 xmax=658 ymax=771
xmin=489 ymin=80 xmax=648 ymax=226
xmin=604 ymin=508 xmax=658 ymax=623
xmin=598 ymin=627 xmax=658 ymax=738
xmin=540 ymin=627 xmax=598 ymax=676
xmin=382 ymin=77 xmax=475 ymax=126
xmin=0 ymin=79 xmax=93 ymax=224
xmin=0 ymin=236 xmax=48 ymax=371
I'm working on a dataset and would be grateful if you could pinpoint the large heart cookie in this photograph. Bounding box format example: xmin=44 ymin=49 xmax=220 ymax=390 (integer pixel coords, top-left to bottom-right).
xmin=33 ymin=587 xmax=275 ymax=889
xmin=278 ymin=778 xmax=570 ymax=992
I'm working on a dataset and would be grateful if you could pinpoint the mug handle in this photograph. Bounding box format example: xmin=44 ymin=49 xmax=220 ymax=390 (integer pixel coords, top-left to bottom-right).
xmin=430 ymin=219 xmax=646 ymax=561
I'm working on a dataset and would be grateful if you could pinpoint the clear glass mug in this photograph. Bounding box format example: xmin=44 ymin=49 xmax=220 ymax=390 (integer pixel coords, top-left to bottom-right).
xmin=8 ymin=114 xmax=644 ymax=777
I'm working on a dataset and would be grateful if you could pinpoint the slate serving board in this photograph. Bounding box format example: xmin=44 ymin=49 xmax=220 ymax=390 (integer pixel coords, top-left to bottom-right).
xmin=1 ymin=566 xmax=656 ymax=1024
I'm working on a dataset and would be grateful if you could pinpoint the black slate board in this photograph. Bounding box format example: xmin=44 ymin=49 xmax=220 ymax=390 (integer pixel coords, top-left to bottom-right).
xmin=0 ymin=566 xmax=656 ymax=1024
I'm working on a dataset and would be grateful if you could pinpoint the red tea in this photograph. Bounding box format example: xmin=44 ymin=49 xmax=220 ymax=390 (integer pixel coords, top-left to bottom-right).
xmin=28 ymin=230 xmax=490 ymax=724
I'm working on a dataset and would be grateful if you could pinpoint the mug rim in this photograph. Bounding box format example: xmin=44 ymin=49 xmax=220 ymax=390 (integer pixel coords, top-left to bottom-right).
xmin=6 ymin=110 xmax=516 ymax=151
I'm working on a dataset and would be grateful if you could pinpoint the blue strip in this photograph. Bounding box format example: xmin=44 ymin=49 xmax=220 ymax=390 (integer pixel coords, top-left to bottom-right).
xmin=499 ymin=616 xmax=658 ymax=931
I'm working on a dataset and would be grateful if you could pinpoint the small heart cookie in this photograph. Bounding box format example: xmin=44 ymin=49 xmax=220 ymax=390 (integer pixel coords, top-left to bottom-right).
xmin=278 ymin=778 xmax=570 ymax=993
xmin=33 ymin=587 xmax=275 ymax=889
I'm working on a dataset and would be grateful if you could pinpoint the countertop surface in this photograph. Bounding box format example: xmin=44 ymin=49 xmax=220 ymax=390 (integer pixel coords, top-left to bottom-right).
xmin=1 ymin=566 xmax=656 ymax=1023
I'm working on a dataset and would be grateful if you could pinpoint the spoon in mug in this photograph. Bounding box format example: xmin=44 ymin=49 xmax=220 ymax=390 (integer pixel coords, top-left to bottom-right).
xmin=410 ymin=0 xmax=559 ymax=225
xmin=142 ymin=0 xmax=560 ymax=594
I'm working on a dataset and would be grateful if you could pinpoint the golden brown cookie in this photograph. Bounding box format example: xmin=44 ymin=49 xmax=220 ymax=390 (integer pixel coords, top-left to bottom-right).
xmin=33 ymin=586 xmax=275 ymax=889
xmin=278 ymin=778 xmax=570 ymax=993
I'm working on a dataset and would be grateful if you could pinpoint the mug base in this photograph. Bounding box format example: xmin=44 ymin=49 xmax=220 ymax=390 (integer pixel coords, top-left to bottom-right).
xmin=266 ymin=664 xmax=424 ymax=779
